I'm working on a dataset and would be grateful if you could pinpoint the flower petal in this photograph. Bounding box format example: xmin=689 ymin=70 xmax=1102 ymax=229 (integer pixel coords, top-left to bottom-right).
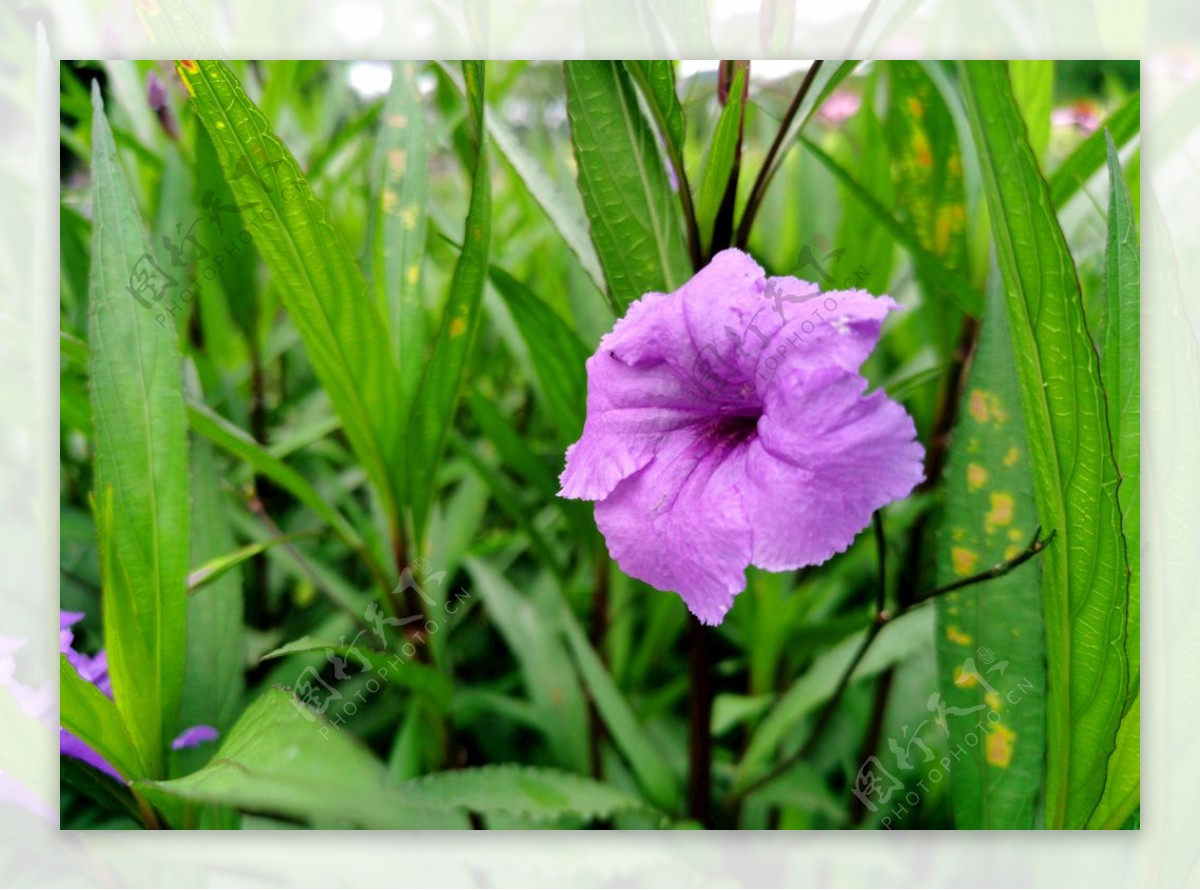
xmin=559 ymin=348 xmax=713 ymax=500
xmin=171 ymin=724 xmax=219 ymax=750
xmin=594 ymin=428 xmax=752 ymax=624
xmin=59 ymin=728 xmax=124 ymax=784
xmin=747 ymin=366 xmax=925 ymax=570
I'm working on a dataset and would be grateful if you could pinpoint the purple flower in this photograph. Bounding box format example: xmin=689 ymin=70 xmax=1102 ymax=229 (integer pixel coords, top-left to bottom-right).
xmin=559 ymin=249 xmax=924 ymax=624
xmin=170 ymin=724 xmax=219 ymax=750
xmin=59 ymin=610 xmax=219 ymax=782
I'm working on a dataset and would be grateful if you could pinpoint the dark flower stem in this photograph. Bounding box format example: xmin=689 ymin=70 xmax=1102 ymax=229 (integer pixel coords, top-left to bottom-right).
xmin=710 ymin=61 xmax=749 ymax=260
xmin=687 ymin=615 xmax=714 ymax=824
xmin=735 ymin=60 xmax=824 ymax=250
xmin=728 ymin=526 xmax=1055 ymax=806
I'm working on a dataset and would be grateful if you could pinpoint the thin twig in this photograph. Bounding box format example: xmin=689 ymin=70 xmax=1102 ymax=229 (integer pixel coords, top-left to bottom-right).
xmin=735 ymin=60 xmax=824 ymax=249
xmin=729 ymin=526 xmax=1055 ymax=804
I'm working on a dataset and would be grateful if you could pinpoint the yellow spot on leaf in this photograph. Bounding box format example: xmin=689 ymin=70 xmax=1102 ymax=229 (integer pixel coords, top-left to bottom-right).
xmin=966 ymin=437 xmax=981 ymax=454
xmin=967 ymin=389 xmax=991 ymax=423
xmin=449 ymin=317 xmax=467 ymax=338
xmin=946 ymin=625 xmax=973 ymax=646
xmin=1008 ymin=528 xmax=1024 ymax=541
xmin=908 ymin=96 xmax=924 ymax=118
xmin=986 ymin=724 xmax=1016 ymax=768
xmin=951 ymin=546 xmax=979 ymax=577
xmin=405 ymin=264 xmax=420 ymax=286
xmin=401 ymin=206 xmax=419 ymax=230
xmin=985 ymin=492 xmax=1016 ymax=531
xmin=985 ymin=693 xmax=1002 ymax=711
xmin=1003 ymin=446 xmax=1020 ymax=467
xmin=967 ymin=389 xmax=1010 ymax=429
xmin=388 ymin=149 xmax=406 ymax=178
xmin=387 ymin=113 xmax=407 ymax=128
xmin=382 ymin=189 xmax=399 ymax=213
xmin=915 ymin=136 xmax=932 ymax=167
xmin=952 ymin=527 xmax=966 ymax=542
xmin=953 ymin=665 xmax=978 ymax=688
xmin=1004 ymin=544 xmax=1023 ymax=560
xmin=967 ymin=463 xmax=988 ymax=492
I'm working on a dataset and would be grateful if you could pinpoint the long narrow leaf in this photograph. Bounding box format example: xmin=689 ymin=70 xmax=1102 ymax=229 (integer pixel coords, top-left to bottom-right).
xmin=175 ymin=61 xmax=403 ymax=535
xmin=407 ymin=60 xmax=491 ymax=547
xmin=369 ymin=61 xmax=429 ymax=440
xmin=1088 ymin=131 xmax=1141 ymax=829
xmin=960 ymin=61 xmax=1131 ymax=830
xmin=1048 ymin=91 xmax=1140 ymax=210
xmin=60 ymin=654 xmax=144 ymax=782
xmin=935 ymin=276 xmax=1045 ymax=829
xmin=565 ymin=61 xmax=691 ymax=313
xmin=88 ymin=87 xmax=190 ymax=775
xmin=800 ymin=134 xmax=983 ymax=316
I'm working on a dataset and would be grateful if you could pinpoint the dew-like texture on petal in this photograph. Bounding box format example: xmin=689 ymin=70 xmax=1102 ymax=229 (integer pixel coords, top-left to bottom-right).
xmin=560 ymin=248 xmax=924 ymax=624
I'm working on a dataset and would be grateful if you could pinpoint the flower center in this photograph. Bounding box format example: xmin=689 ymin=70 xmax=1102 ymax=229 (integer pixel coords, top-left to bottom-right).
xmin=709 ymin=411 xmax=761 ymax=445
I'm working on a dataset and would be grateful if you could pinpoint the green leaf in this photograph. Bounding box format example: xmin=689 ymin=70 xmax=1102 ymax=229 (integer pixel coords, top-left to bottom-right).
xmin=1009 ymin=60 xmax=1054 ymax=161
xmin=565 ymin=61 xmax=692 ymax=313
xmin=935 ymin=277 xmax=1045 ymax=829
xmin=369 ymin=61 xmax=429 ymax=439
xmin=1088 ymin=131 xmax=1141 ymax=829
xmin=733 ymin=608 xmax=932 ymax=794
xmin=135 ymin=688 xmax=468 ymax=828
xmin=799 ymin=134 xmax=982 ymax=317
xmin=960 ymin=61 xmax=1131 ymax=830
xmin=60 ymin=751 xmax=144 ymax=823
xmin=179 ymin=435 xmax=245 ymax=742
xmin=407 ymin=60 xmax=491 ymax=546
xmin=488 ymin=264 xmax=589 ymax=443
xmin=1049 ymin=91 xmax=1140 ymax=210
xmin=185 ymin=401 xmax=363 ymax=555
xmin=88 ymin=87 xmax=190 ymax=776
xmin=60 ymin=654 xmax=144 ymax=782
xmin=465 ymin=72 xmax=605 ymax=295
xmin=463 ymin=558 xmax=589 ymax=773
xmin=834 ymin=73 xmax=895 ymax=296
xmin=695 ymin=66 xmax=746 ymax=251
xmin=557 ymin=594 xmax=682 ymax=813
xmin=187 ymin=535 xmax=309 ymax=595
xmin=624 ymin=61 xmax=684 ymax=155
xmin=176 ymin=61 xmax=403 ymax=533
xmin=398 ymin=765 xmax=652 ymax=822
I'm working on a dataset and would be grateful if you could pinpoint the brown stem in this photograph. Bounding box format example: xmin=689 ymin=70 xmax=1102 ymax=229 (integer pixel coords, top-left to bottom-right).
xmin=687 ymin=616 xmax=714 ymax=825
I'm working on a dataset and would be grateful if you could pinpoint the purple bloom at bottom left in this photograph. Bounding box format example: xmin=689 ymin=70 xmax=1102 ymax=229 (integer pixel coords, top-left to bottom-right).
xmin=59 ymin=610 xmax=218 ymax=783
